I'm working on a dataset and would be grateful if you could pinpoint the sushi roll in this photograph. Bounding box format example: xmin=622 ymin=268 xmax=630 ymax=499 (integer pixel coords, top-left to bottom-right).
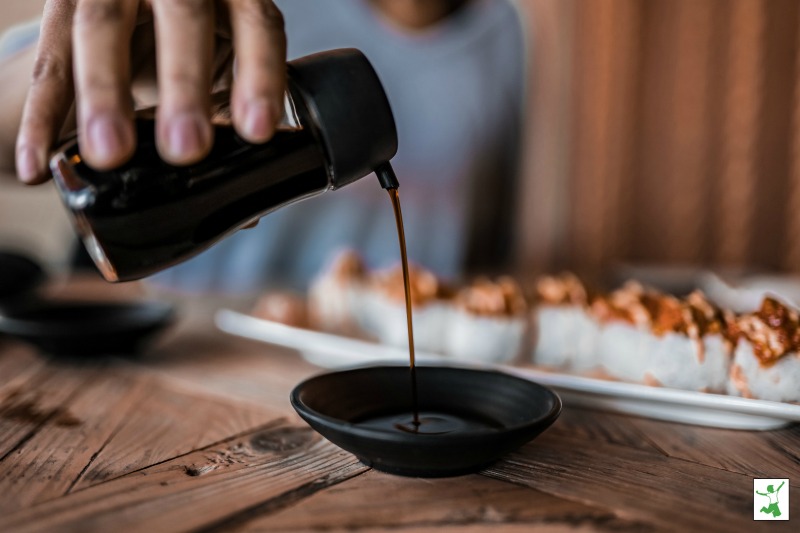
xmin=727 ymin=297 xmax=800 ymax=402
xmin=643 ymin=291 xmax=733 ymax=392
xmin=532 ymin=273 xmax=600 ymax=371
xmin=307 ymin=249 xmax=368 ymax=335
xmin=443 ymin=276 xmax=528 ymax=363
xmin=253 ymin=291 xmax=309 ymax=328
xmin=593 ymin=284 xmax=733 ymax=391
xmin=355 ymin=263 xmax=453 ymax=354
xmin=591 ymin=282 xmax=655 ymax=382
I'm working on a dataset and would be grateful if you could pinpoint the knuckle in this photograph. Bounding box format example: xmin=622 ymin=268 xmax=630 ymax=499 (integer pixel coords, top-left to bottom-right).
xmin=163 ymin=70 xmax=205 ymax=98
xmin=20 ymin=106 xmax=58 ymax=138
xmin=166 ymin=0 xmax=209 ymax=17
xmin=230 ymin=0 xmax=284 ymax=31
xmin=74 ymin=0 xmax=124 ymax=27
xmin=31 ymin=54 xmax=69 ymax=87
xmin=44 ymin=0 xmax=78 ymax=20
xmin=81 ymin=73 xmax=119 ymax=97
xmin=168 ymin=70 xmax=198 ymax=87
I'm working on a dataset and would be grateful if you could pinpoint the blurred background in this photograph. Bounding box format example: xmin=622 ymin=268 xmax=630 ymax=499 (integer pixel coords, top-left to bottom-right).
xmin=517 ymin=0 xmax=800 ymax=278
xmin=2 ymin=0 xmax=800 ymax=281
xmin=0 ymin=0 xmax=72 ymax=267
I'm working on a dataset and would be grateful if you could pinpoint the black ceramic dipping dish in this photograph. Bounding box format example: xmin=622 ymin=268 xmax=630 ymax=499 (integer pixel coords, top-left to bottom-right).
xmin=0 ymin=251 xmax=45 ymax=303
xmin=0 ymin=300 xmax=174 ymax=356
xmin=291 ymin=366 xmax=562 ymax=477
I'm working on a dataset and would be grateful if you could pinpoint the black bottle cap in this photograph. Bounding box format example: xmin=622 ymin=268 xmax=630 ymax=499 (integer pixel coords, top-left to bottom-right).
xmin=288 ymin=49 xmax=399 ymax=190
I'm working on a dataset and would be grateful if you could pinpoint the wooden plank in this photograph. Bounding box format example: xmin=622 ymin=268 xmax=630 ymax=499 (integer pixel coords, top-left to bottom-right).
xmin=249 ymin=469 xmax=659 ymax=532
xmin=135 ymin=330 xmax=319 ymax=410
xmin=628 ymin=417 xmax=800 ymax=478
xmin=39 ymin=275 xmax=147 ymax=302
xmin=483 ymin=435 xmax=799 ymax=532
xmin=0 ymin=361 xmax=97 ymax=461
xmin=0 ymin=369 xmax=148 ymax=511
xmin=5 ymin=422 xmax=368 ymax=533
xmin=0 ymin=342 xmax=46 ymax=396
xmin=71 ymin=368 xmax=283 ymax=491
xmin=546 ymin=408 xmax=664 ymax=454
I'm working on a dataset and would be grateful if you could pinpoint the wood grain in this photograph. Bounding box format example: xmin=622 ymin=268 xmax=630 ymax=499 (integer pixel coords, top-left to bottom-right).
xmin=545 ymin=406 xmax=663 ymax=454
xmin=483 ymin=435 xmax=797 ymax=532
xmin=2 ymin=280 xmax=800 ymax=532
xmin=5 ymin=422 xmax=368 ymax=533
xmin=628 ymin=417 xmax=800 ymax=479
xmin=255 ymin=469 xmax=658 ymax=532
xmin=0 ymin=369 xmax=146 ymax=511
xmin=136 ymin=327 xmax=318 ymax=408
xmin=70 ymin=366 xmax=281 ymax=491
xmin=0 ymin=361 xmax=96 ymax=461
xmin=0 ymin=343 xmax=45 ymax=397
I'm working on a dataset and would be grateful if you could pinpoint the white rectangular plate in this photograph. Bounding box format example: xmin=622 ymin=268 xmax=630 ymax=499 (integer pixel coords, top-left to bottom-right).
xmin=215 ymin=309 xmax=800 ymax=431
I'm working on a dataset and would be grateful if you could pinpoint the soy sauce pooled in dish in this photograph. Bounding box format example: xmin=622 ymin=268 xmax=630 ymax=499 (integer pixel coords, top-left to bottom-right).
xmin=357 ymin=411 xmax=504 ymax=435
xmin=371 ymin=163 xmax=502 ymax=436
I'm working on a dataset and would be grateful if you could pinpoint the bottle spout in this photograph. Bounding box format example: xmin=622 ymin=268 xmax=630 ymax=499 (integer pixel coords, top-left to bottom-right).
xmin=376 ymin=162 xmax=399 ymax=189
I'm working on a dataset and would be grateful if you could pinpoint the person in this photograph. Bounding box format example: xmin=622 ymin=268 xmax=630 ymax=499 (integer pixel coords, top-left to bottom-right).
xmin=0 ymin=0 xmax=524 ymax=291
xmin=756 ymin=481 xmax=785 ymax=518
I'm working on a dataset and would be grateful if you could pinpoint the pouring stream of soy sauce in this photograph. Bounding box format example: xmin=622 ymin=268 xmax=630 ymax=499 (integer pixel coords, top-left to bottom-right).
xmin=376 ymin=163 xmax=420 ymax=430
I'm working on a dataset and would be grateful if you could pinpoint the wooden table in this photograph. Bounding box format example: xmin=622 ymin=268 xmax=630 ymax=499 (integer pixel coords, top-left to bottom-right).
xmin=1 ymin=281 xmax=798 ymax=532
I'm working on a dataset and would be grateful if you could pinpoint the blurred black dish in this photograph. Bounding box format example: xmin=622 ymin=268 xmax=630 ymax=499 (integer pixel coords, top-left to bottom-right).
xmin=291 ymin=366 xmax=561 ymax=477
xmin=0 ymin=251 xmax=45 ymax=303
xmin=0 ymin=300 xmax=174 ymax=356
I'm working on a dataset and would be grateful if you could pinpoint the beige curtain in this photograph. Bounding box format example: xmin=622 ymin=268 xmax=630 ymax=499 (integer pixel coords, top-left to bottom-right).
xmin=514 ymin=0 xmax=800 ymax=276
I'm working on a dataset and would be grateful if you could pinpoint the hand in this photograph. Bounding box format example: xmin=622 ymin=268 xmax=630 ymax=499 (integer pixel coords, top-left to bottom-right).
xmin=15 ymin=0 xmax=287 ymax=184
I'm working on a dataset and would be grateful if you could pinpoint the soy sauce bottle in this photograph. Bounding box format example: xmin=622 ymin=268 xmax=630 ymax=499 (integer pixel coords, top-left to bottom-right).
xmin=51 ymin=49 xmax=398 ymax=282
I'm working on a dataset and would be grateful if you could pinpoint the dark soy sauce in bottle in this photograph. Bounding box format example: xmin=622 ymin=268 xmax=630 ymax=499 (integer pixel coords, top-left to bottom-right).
xmin=54 ymin=119 xmax=329 ymax=282
xmin=50 ymin=49 xmax=402 ymax=282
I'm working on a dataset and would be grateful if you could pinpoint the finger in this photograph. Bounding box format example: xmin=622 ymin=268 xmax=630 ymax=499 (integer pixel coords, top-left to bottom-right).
xmin=130 ymin=21 xmax=159 ymax=109
xmin=226 ymin=0 xmax=286 ymax=143
xmin=73 ymin=0 xmax=139 ymax=170
xmin=151 ymin=0 xmax=214 ymax=164
xmin=15 ymin=0 xmax=77 ymax=184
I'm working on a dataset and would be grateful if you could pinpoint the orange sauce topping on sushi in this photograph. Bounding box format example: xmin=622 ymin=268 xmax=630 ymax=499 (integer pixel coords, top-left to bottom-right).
xmin=732 ymin=297 xmax=800 ymax=366
xmin=456 ymin=277 xmax=527 ymax=316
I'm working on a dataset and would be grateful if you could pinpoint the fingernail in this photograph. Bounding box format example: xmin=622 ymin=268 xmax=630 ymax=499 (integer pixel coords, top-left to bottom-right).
xmin=87 ymin=114 xmax=127 ymax=165
xmin=166 ymin=113 xmax=208 ymax=162
xmin=242 ymin=99 xmax=276 ymax=142
xmin=16 ymin=146 xmax=41 ymax=183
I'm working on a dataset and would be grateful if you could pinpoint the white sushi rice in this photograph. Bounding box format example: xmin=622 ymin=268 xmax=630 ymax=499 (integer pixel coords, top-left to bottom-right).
xmin=572 ymin=310 xmax=602 ymax=372
xmin=444 ymin=310 xmax=527 ymax=363
xmin=646 ymin=333 xmax=730 ymax=392
xmin=307 ymin=250 xmax=369 ymax=336
xmin=307 ymin=275 xmax=362 ymax=334
xmin=355 ymin=290 xmax=451 ymax=354
xmin=727 ymin=340 xmax=800 ymax=402
xmin=596 ymin=322 xmax=653 ymax=383
xmin=532 ymin=305 xmax=600 ymax=371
